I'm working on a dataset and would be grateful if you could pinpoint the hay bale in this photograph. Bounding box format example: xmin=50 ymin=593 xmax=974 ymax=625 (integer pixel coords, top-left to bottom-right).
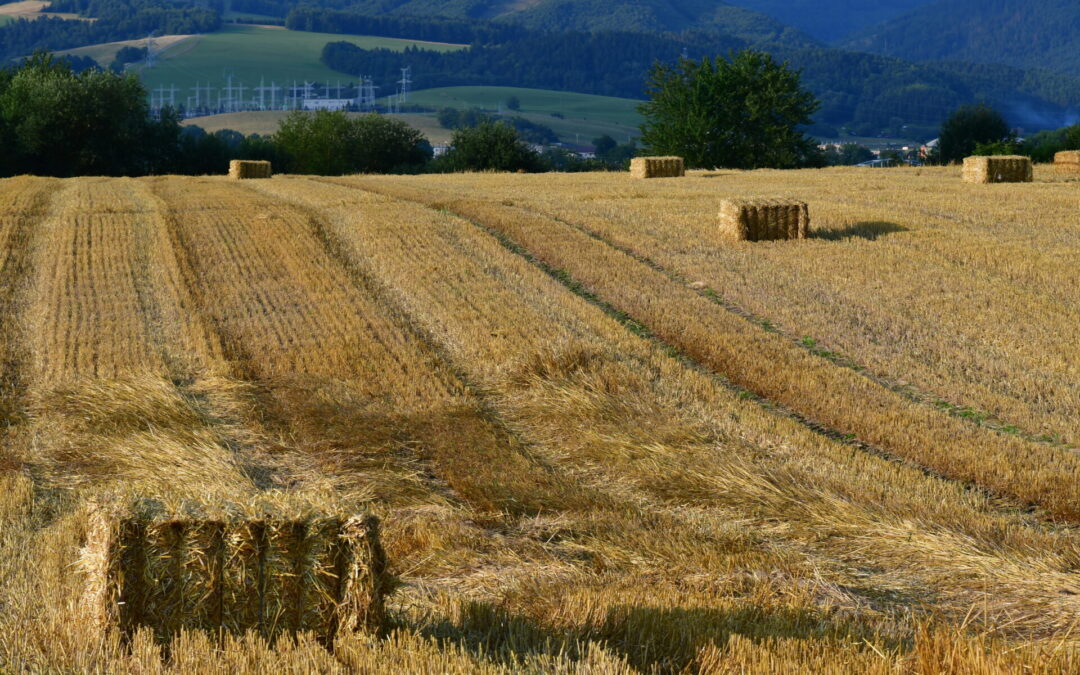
xmin=228 ymin=160 xmax=272 ymax=179
xmin=961 ymin=156 xmax=1032 ymax=184
xmin=1053 ymin=151 xmax=1080 ymax=173
xmin=630 ymin=156 xmax=685 ymax=179
xmin=718 ymin=199 xmax=809 ymax=241
xmin=81 ymin=501 xmax=386 ymax=645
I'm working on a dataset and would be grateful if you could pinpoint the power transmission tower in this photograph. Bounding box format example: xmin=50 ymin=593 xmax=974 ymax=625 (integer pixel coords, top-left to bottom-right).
xmin=223 ymin=75 xmax=235 ymax=113
xmin=398 ymin=66 xmax=411 ymax=104
xmin=235 ymin=82 xmax=247 ymax=111
xmin=145 ymin=33 xmax=157 ymax=68
xmin=269 ymin=81 xmax=281 ymax=110
xmin=255 ymin=77 xmax=268 ymax=110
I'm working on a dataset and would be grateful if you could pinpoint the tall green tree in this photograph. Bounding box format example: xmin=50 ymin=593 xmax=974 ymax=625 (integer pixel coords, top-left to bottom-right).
xmin=0 ymin=52 xmax=179 ymax=176
xmin=439 ymin=121 xmax=541 ymax=172
xmin=638 ymin=50 xmax=820 ymax=169
xmin=938 ymin=104 xmax=1010 ymax=163
xmin=274 ymin=110 xmax=431 ymax=175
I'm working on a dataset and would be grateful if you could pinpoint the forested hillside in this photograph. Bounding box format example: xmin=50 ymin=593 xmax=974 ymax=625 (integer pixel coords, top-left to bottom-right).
xmin=723 ymin=0 xmax=933 ymax=42
xmin=312 ymin=0 xmax=818 ymax=46
xmin=0 ymin=0 xmax=219 ymax=61
xmin=322 ymin=29 xmax=1080 ymax=137
xmin=845 ymin=0 xmax=1080 ymax=77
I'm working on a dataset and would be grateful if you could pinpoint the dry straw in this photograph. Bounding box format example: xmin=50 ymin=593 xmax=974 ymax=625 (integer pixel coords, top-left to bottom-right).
xmin=229 ymin=160 xmax=273 ymax=180
xmin=961 ymin=156 xmax=1032 ymax=183
xmin=80 ymin=499 xmax=387 ymax=646
xmin=630 ymin=157 xmax=685 ymax=179
xmin=718 ymin=199 xmax=809 ymax=241
xmin=1053 ymin=151 xmax=1080 ymax=173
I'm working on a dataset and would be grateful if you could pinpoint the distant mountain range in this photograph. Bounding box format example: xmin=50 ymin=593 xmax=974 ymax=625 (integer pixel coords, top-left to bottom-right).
xmin=334 ymin=0 xmax=1080 ymax=80
xmin=843 ymin=0 xmax=1080 ymax=77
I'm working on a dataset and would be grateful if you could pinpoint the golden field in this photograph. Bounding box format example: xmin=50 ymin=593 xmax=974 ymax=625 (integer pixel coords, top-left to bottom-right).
xmin=0 ymin=166 xmax=1078 ymax=672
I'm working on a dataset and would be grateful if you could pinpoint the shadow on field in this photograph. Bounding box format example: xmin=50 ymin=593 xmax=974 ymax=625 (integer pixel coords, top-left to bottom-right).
xmin=408 ymin=600 xmax=899 ymax=671
xmin=811 ymin=221 xmax=908 ymax=241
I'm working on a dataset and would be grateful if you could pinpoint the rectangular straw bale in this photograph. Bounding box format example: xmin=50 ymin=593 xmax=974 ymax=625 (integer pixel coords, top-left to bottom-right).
xmin=228 ymin=160 xmax=272 ymax=179
xmin=81 ymin=502 xmax=386 ymax=645
xmin=630 ymin=156 xmax=685 ymax=178
xmin=718 ymin=199 xmax=809 ymax=241
xmin=1054 ymin=151 xmax=1080 ymax=173
xmin=961 ymin=155 xmax=1032 ymax=183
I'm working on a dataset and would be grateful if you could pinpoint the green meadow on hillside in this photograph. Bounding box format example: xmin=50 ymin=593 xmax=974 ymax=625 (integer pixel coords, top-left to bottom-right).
xmin=132 ymin=25 xmax=463 ymax=96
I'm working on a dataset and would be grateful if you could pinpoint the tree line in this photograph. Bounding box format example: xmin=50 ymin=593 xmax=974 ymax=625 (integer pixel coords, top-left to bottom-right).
xmin=0 ymin=0 xmax=219 ymax=62
xmin=319 ymin=25 xmax=1080 ymax=139
xmin=284 ymin=7 xmax=528 ymax=45
xmin=3 ymin=52 xmax=1077 ymax=179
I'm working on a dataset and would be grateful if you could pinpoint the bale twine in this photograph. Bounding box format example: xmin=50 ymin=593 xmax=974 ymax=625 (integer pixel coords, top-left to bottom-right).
xmin=718 ymin=199 xmax=809 ymax=241
xmin=1053 ymin=151 xmax=1080 ymax=173
xmin=228 ymin=160 xmax=272 ymax=179
xmin=961 ymin=156 xmax=1032 ymax=184
xmin=80 ymin=500 xmax=387 ymax=645
xmin=630 ymin=156 xmax=685 ymax=179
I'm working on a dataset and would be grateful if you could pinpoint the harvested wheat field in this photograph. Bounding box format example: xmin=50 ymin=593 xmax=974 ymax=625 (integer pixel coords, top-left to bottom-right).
xmin=1 ymin=166 xmax=1079 ymax=673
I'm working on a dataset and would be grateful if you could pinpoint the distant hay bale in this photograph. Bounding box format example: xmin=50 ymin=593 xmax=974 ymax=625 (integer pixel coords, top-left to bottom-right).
xmin=81 ymin=500 xmax=387 ymax=645
xmin=718 ymin=199 xmax=809 ymax=241
xmin=961 ymin=156 xmax=1032 ymax=184
xmin=1053 ymin=151 xmax=1080 ymax=173
xmin=630 ymin=156 xmax=685 ymax=179
xmin=228 ymin=160 xmax=272 ymax=179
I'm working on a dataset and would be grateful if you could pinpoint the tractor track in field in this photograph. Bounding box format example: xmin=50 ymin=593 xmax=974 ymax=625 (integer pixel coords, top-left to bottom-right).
xmin=340 ymin=178 xmax=1080 ymax=526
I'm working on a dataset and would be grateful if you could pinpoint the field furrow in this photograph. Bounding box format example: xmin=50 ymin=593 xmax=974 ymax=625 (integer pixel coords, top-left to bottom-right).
xmin=0 ymin=177 xmax=56 ymax=427
xmin=378 ymin=169 xmax=1080 ymax=447
xmin=3 ymin=172 xmax=1079 ymax=671
xmin=247 ymin=177 xmax=1080 ymax=646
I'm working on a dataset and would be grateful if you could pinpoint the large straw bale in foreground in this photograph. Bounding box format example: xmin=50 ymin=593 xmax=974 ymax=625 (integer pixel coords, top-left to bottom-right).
xmin=630 ymin=156 xmax=685 ymax=178
xmin=228 ymin=160 xmax=272 ymax=179
xmin=81 ymin=500 xmax=387 ymax=645
xmin=718 ymin=199 xmax=809 ymax=241
xmin=961 ymin=156 xmax=1032 ymax=183
xmin=1054 ymin=151 xmax=1080 ymax=173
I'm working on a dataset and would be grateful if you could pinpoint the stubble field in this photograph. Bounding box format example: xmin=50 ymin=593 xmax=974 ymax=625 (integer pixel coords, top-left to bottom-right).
xmin=0 ymin=166 xmax=1078 ymax=672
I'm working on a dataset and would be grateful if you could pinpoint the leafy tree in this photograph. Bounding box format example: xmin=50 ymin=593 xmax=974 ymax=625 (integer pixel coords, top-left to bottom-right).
xmin=638 ymin=50 xmax=820 ymax=169
xmin=505 ymin=95 xmax=521 ymax=111
xmin=0 ymin=52 xmax=178 ymax=176
xmin=591 ymin=134 xmax=637 ymax=168
xmin=938 ymin=104 xmax=1010 ymax=163
xmin=439 ymin=121 xmax=541 ymax=172
xmin=110 ymin=45 xmax=147 ymax=71
xmin=274 ymin=110 xmax=431 ymax=175
xmin=973 ymin=138 xmax=1022 ymax=156
xmin=839 ymin=143 xmax=874 ymax=165
xmin=593 ymin=134 xmax=617 ymax=156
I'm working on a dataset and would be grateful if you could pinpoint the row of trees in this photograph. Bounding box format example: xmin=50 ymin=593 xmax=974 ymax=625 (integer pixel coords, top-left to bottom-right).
xmin=316 ymin=16 xmax=1080 ymax=139
xmin=937 ymin=104 xmax=1080 ymax=163
xmin=0 ymin=0 xmax=219 ymax=63
xmin=4 ymin=50 xmax=1077 ymax=178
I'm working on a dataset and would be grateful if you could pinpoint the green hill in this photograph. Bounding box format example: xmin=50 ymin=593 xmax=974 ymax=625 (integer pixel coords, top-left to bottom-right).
xmin=723 ymin=0 xmax=933 ymax=42
xmin=131 ymin=24 xmax=463 ymax=98
xmin=335 ymin=0 xmax=818 ymax=46
xmin=844 ymin=0 xmax=1080 ymax=77
xmin=182 ymin=87 xmax=643 ymax=147
xmin=405 ymin=86 xmax=642 ymax=126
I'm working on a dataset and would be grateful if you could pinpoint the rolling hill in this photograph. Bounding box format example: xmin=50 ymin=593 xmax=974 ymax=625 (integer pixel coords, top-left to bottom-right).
xmin=182 ymin=86 xmax=642 ymax=146
xmin=844 ymin=0 xmax=1080 ymax=77
xmin=722 ymin=0 xmax=934 ymax=42
xmin=127 ymin=24 xmax=463 ymax=103
xmin=335 ymin=0 xmax=819 ymax=47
